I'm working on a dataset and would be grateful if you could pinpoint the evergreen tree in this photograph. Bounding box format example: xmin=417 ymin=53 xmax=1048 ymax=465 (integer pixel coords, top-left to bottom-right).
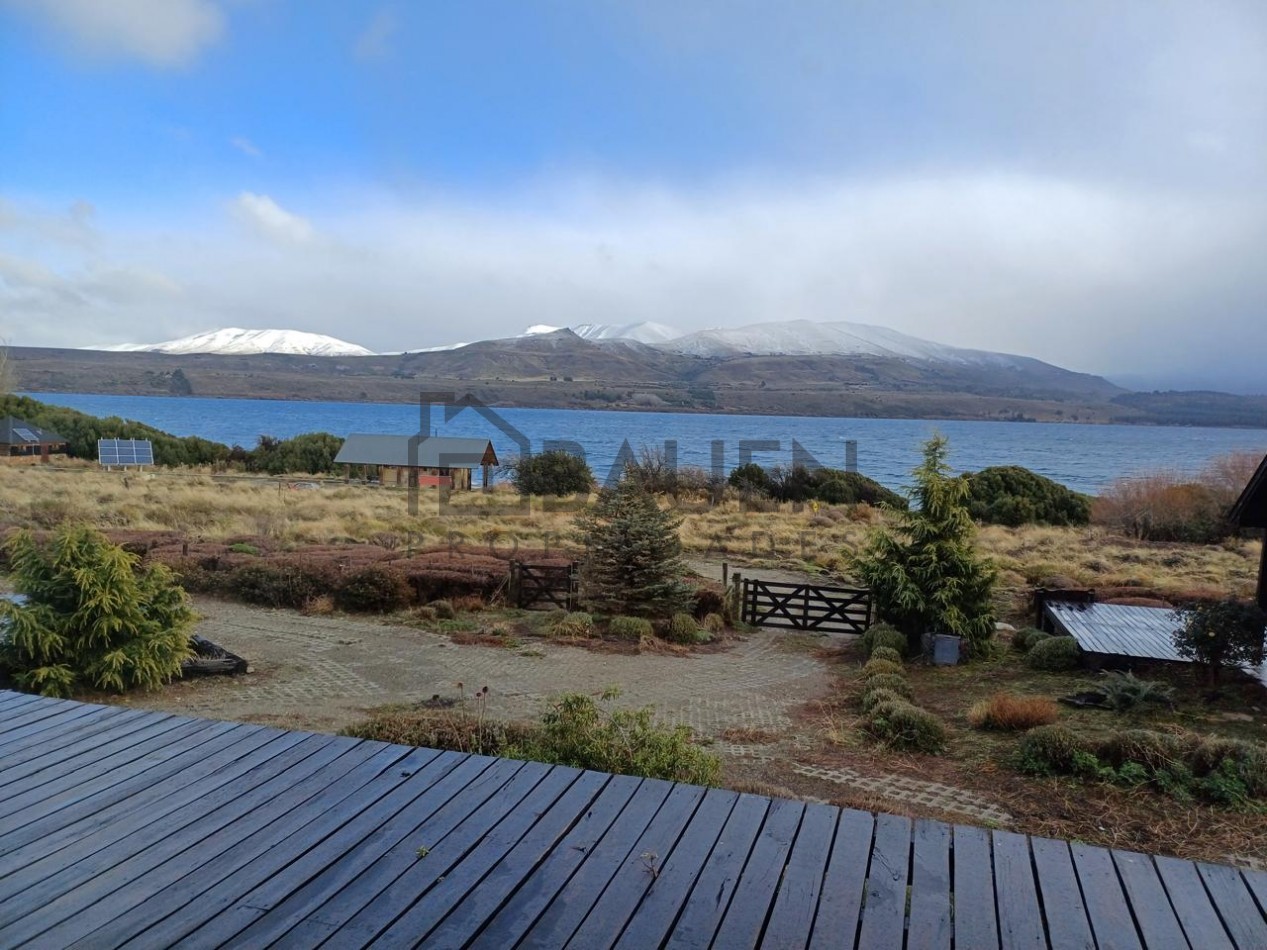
xmin=850 ymin=436 xmax=997 ymax=655
xmin=572 ymin=476 xmax=693 ymax=618
xmin=0 ymin=525 xmax=194 ymax=696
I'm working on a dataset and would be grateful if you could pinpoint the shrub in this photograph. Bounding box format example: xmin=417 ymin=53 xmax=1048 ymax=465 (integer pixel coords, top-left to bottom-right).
xmin=232 ymin=563 xmax=323 ymax=609
xmin=228 ymin=542 xmax=260 ymax=556
xmin=1012 ymin=628 xmax=1050 ymax=653
xmin=1097 ymin=671 xmax=1175 ymax=712
xmin=860 ymin=673 xmax=914 ymax=702
xmin=967 ymin=693 xmax=1060 ymax=731
xmin=850 ymin=436 xmax=996 ymax=654
xmin=334 ymin=566 xmax=412 ymax=613
xmin=543 ymin=611 xmax=596 ymax=638
xmin=663 ymin=612 xmax=705 ymax=644
xmin=341 ymin=707 xmax=534 ymax=756
xmin=861 ymin=658 xmax=905 ymax=681
xmin=1172 ymin=598 xmax=1267 ymax=685
xmin=607 ymin=615 xmax=653 ymax=641
xmin=246 ymin=432 xmax=344 ymax=475
xmin=1098 ymin=729 xmax=1190 ymax=771
xmin=430 ymin=599 xmax=456 ymax=620
xmin=808 ymin=469 xmax=907 ymax=509
xmin=514 ymin=693 xmax=720 ymax=785
xmin=0 ymin=525 xmax=194 ymax=697
xmin=869 ymin=646 xmax=903 ymax=665
xmin=964 ymin=466 xmax=1091 ymax=527
xmin=504 ymin=450 xmax=594 ymax=496
xmin=1092 ymin=472 xmax=1235 ymax=543
xmin=865 ymin=701 xmax=947 ymax=753
xmin=1192 ymin=738 xmax=1267 ymax=797
xmin=1015 ymin=724 xmax=1091 ymax=774
xmin=862 ymin=623 xmax=907 ymax=658
xmin=690 ymin=587 xmax=726 ymax=619
xmin=861 ymin=687 xmax=908 ymax=714
xmin=573 ymin=476 xmax=693 ymax=618
xmin=701 ymin=613 xmax=726 ymax=635
xmin=1025 ymin=635 xmax=1082 ymax=671
xmin=728 ymin=462 xmax=773 ymax=496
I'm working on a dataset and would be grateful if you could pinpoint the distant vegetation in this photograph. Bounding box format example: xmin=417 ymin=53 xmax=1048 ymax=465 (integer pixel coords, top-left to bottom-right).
xmin=234 ymin=432 xmax=344 ymax=475
xmin=503 ymin=449 xmax=595 ymax=496
xmin=0 ymin=394 xmax=229 ymax=466
xmin=727 ymin=463 xmax=907 ymax=509
xmin=964 ymin=465 xmax=1091 ymax=526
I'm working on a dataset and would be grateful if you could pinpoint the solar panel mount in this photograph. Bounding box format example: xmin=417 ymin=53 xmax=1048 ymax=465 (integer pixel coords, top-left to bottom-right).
xmin=98 ymin=438 xmax=155 ymax=468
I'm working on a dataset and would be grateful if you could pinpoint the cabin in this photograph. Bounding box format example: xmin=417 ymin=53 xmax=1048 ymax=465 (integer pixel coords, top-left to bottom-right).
xmin=1229 ymin=451 xmax=1267 ymax=610
xmin=0 ymin=417 xmax=68 ymax=462
xmin=333 ymin=433 xmax=498 ymax=490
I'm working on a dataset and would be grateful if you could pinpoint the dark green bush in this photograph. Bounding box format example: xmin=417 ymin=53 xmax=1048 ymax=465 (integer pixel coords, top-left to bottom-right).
xmin=728 ymin=462 xmax=773 ymax=496
xmin=964 ymin=466 xmax=1091 ymax=526
xmin=1016 ymin=724 xmax=1092 ymax=774
xmin=543 ymin=611 xmax=595 ymax=638
xmin=663 ymin=612 xmax=705 ymax=644
xmin=861 ymin=658 xmax=905 ymax=681
xmin=865 ymin=700 xmax=947 ymax=753
xmin=809 ymin=469 xmax=907 ymax=509
xmin=0 ymin=525 xmax=194 ymax=696
xmin=862 ymin=623 xmax=907 ymax=658
xmin=514 ymin=693 xmax=720 ymax=785
xmin=246 ymin=432 xmax=343 ymax=475
xmin=860 ymin=673 xmax=914 ymax=702
xmin=1172 ymin=598 xmax=1267 ymax=685
xmin=869 ymin=646 xmax=903 ymax=665
xmin=1025 ymin=635 xmax=1082 ymax=671
xmin=861 ymin=686 xmax=908 ymax=714
xmin=232 ymin=563 xmax=324 ymax=609
xmin=335 ymin=566 xmax=412 ymax=613
xmin=1097 ymin=671 xmax=1175 ymax=712
xmin=1098 ymin=729 xmax=1191 ymax=771
xmin=607 ymin=615 xmax=653 ymax=641
xmin=1012 ymin=628 xmax=1050 ymax=653
xmin=505 ymin=450 xmax=594 ymax=496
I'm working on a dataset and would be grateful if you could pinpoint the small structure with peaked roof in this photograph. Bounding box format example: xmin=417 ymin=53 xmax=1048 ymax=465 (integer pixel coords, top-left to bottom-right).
xmin=333 ymin=433 xmax=498 ymax=490
xmin=0 ymin=417 xmax=68 ymax=461
xmin=1230 ymin=451 xmax=1267 ymax=610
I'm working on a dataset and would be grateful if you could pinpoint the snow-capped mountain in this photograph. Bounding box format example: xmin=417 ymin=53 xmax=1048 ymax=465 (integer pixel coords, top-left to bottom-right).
xmin=657 ymin=319 xmax=1027 ymax=367
xmin=95 ymin=328 xmax=374 ymax=357
xmin=518 ymin=322 xmax=683 ymax=345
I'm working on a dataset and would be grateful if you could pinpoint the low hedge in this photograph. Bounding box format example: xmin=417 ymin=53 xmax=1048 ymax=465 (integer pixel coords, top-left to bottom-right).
xmin=865 ymin=700 xmax=948 ymax=754
xmin=1025 ymin=635 xmax=1082 ymax=671
xmin=862 ymin=623 xmax=907 ymax=658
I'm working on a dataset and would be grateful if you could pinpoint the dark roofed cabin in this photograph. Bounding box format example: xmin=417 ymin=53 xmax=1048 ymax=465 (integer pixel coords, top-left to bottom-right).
xmin=333 ymin=434 xmax=498 ymax=490
xmin=1230 ymin=451 xmax=1267 ymax=610
xmin=0 ymin=417 xmax=68 ymax=463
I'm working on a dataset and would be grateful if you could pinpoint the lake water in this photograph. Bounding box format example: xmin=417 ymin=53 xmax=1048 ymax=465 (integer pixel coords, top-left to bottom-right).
xmin=26 ymin=392 xmax=1267 ymax=495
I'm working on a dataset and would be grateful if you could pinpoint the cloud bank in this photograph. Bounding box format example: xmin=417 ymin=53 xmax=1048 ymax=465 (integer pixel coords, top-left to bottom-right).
xmin=3 ymin=173 xmax=1264 ymax=392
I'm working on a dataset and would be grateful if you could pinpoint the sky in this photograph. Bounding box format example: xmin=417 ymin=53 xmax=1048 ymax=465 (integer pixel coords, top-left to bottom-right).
xmin=1 ymin=0 xmax=1265 ymax=392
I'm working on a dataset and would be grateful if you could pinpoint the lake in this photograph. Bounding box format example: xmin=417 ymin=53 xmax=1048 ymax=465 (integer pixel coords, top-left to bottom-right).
xmin=26 ymin=392 xmax=1267 ymax=495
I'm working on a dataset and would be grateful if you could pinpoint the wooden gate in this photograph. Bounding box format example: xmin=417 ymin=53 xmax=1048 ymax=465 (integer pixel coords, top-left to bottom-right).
xmin=741 ymin=578 xmax=871 ymax=634
xmin=509 ymin=560 xmax=579 ymax=610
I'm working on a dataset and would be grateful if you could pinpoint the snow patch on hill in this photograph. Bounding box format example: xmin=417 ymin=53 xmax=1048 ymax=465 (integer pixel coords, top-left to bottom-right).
xmin=95 ymin=328 xmax=374 ymax=357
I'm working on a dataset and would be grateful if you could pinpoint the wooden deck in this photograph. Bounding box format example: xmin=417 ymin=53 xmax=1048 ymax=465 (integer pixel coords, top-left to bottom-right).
xmin=1 ymin=690 xmax=1265 ymax=948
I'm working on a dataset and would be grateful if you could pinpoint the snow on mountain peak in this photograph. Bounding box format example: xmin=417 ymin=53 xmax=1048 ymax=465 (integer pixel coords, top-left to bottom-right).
xmin=94 ymin=328 xmax=374 ymax=357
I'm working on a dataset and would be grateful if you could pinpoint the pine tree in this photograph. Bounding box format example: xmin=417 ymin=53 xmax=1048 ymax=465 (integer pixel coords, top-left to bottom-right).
xmin=850 ymin=436 xmax=997 ymax=655
xmin=572 ymin=475 xmax=693 ymax=618
xmin=0 ymin=525 xmax=194 ymax=696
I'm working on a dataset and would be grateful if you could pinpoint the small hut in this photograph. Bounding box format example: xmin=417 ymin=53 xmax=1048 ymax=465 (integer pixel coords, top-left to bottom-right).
xmin=333 ymin=434 xmax=498 ymax=490
xmin=1229 ymin=452 xmax=1267 ymax=610
xmin=0 ymin=417 xmax=68 ymax=462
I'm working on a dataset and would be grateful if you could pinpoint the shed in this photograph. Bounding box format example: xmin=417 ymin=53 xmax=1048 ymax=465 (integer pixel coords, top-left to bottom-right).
xmin=333 ymin=433 xmax=498 ymax=490
xmin=1229 ymin=452 xmax=1267 ymax=610
xmin=0 ymin=417 xmax=68 ymax=461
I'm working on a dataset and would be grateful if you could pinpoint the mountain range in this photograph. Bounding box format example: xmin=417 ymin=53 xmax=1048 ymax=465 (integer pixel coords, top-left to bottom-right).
xmin=16 ymin=320 xmax=1261 ymax=428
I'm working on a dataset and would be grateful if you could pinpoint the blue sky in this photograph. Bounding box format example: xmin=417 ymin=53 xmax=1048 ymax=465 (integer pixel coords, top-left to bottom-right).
xmin=2 ymin=1 xmax=1266 ymax=391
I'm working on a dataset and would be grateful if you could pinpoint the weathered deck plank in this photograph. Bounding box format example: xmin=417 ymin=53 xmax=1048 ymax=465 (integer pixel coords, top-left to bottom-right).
xmin=0 ymin=690 xmax=1262 ymax=950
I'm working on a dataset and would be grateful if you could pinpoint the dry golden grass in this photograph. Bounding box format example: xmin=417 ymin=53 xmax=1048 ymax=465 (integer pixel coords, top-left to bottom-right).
xmin=0 ymin=466 xmax=1259 ymax=611
xmin=966 ymin=692 xmax=1060 ymax=731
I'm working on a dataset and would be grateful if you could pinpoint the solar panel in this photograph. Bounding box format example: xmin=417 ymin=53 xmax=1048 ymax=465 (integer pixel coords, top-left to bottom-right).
xmin=98 ymin=439 xmax=155 ymax=467
xmin=13 ymin=427 xmax=38 ymax=442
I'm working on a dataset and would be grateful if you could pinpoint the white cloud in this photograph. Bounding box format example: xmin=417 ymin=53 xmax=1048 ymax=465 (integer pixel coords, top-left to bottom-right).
xmin=230 ymin=136 xmax=263 ymax=159
xmin=353 ymin=7 xmax=397 ymax=62
xmin=4 ymin=174 xmax=1266 ymax=391
xmin=230 ymin=192 xmax=314 ymax=245
xmin=5 ymin=0 xmax=225 ymax=68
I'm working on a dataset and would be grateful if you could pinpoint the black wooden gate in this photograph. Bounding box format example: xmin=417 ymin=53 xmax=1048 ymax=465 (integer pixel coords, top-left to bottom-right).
xmin=509 ymin=561 xmax=579 ymax=610
xmin=741 ymin=578 xmax=871 ymax=634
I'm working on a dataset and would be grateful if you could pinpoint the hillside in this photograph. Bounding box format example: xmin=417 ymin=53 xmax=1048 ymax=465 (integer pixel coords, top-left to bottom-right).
xmin=10 ymin=332 xmax=1266 ymax=427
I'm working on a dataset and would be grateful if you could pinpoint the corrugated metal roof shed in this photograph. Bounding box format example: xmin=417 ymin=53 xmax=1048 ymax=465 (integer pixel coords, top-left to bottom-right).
xmin=333 ymin=433 xmax=497 ymax=468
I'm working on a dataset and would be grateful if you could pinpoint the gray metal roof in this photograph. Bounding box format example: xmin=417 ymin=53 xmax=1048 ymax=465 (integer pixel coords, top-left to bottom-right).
xmin=0 ymin=417 xmax=67 ymax=445
xmin=1046 ymin=601 xmax=1267 ymax=687
xmin=333 ymin=433 xmax=497 ymax=468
